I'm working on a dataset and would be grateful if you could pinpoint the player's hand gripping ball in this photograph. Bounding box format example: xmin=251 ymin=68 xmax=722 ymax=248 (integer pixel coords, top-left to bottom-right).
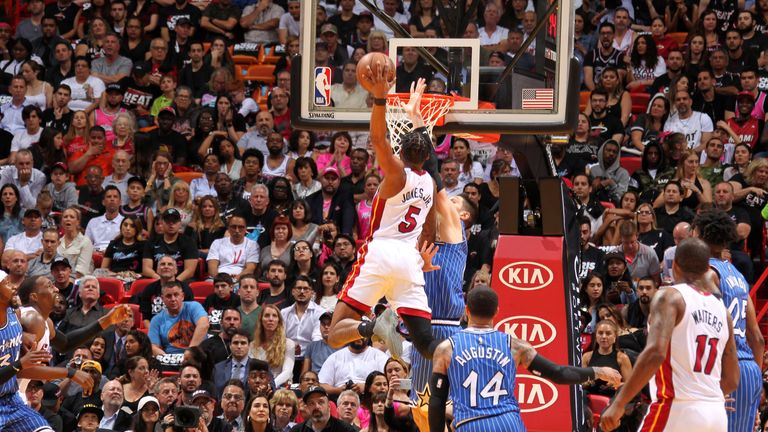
xmin=357 ymin=52 xmax=396 ymax=93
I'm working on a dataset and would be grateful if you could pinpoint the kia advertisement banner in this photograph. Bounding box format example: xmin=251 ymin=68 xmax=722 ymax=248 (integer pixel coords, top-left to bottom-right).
xmin=492 ymin=235 xmax=584 ymax=431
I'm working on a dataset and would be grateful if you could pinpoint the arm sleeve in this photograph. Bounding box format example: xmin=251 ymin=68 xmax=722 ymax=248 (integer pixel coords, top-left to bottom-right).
xmin=273 ymin=339 xmax=295 ymax=387
xmin=428 ymin=373 xmax=449 ymax=432
xmin=527 ymin=354 xmax=596 ymax=385
xmin=0 ymin=361 xmax=20 ymax=385
xmin=50 ymin=319 xmax=103 ymax=354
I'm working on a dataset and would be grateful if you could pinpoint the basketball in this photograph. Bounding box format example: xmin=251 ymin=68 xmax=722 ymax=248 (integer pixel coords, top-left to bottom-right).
xmin=356 ymin=52 xmax=395 ymax=92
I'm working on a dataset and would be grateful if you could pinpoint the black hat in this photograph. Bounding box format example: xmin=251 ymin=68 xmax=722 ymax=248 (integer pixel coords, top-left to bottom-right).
xmin=302 ymin=386 xmax=328 ymax=402
xmin=127 ymin=175 xmax=146 ymax=186
xmin=191 ymin=389 xmax=215 ymax=402
xmin=158 ymin=106 xmax=176 ymax=117
xmin=604 ymin=251 xmax=626 ymax=264
xmin=319 ymin=311 xmax=333 ymax=322
xmin=78 ymin=403 xmax=104 ymax=420
xmin=51 ymin=161 xmax=68 ymax=172
xmin=105 ymin=83 xmax=123 ymax=93
xmin=248 ymin=358 xmax=270 ymax=373
xmin=358 ymin=11 xmax=373 ymax=20
xmin=132 ymin=63 xmax=148 ymax=76
xmin=176 ymin=16 xmax=192 ymax=26
xmin=161 ymin=208 xmax=181 ymax=221
xmin=23 ymin=208 xmax=41 ymax=218
xmin=51 ymin=257 xmax=71 ymax=269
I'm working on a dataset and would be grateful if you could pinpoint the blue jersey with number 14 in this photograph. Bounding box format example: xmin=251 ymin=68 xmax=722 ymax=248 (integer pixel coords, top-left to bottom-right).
xmin=448 ymin=328 xmax=519 ymax=428
xmin=710 ymin=258 xmax=753 ymax=360
xmin=0 ymin=307 xmax=23 ymax=398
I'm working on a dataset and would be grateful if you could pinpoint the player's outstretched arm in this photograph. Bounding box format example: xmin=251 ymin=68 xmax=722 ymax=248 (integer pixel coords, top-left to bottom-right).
xmin=51 ymin=304 xmax=132 ymax=353
xmin=513 ymin=338 xmax=621 ymax=386
xmin=366 ymin=60 xmax=405 ymax=198
xmin=721 ymin=314 xmax=740 ymax=395
xmin=435 ymin=190 xmax=463 ymax=244
xmin=18 ymin=366 xmax=94 ymax=394
xmin=600 ymin=288 xmax=684 ymax=432
xmin=428 ymin=340 xmax=452 ymax=432
xmin=0 ymin=349 xmax=51 ymax=386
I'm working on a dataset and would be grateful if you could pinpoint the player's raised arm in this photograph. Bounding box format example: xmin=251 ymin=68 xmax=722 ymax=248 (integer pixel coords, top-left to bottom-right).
xmin=600 ymin=287 xmax=685 ymax=431
xmin=364 ymin=60 xmax=405 ymax=198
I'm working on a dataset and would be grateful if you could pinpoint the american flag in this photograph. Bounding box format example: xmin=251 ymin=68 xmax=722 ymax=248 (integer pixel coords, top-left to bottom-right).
xmin=522 ymin=88 xmax=554 ymax=110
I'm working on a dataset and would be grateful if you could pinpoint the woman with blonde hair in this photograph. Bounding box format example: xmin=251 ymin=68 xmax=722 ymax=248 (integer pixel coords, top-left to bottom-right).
xmin=636 ymin=202 xmax=672 ymax=261
xmin=111 ymin=112 xmax=136 ymax=155
xmin=163 ymin=180 xmax=194 ymax=229
xmin=185 ymin=195 xmax=226 ymax=256
xmin=249 ymin=304 xmax=295 ymax=387
xmin=270 ymin=389 xmax=299 ymax=431
xmin=367 ymin=30 xmax=388 ymax=54
xmin=654 ymin=148 xmax=711 ymax=211
xmin=57 ymin=206 xmax=94 ymax=278
xmin=383 ymin=357 xmax=413 ymax=416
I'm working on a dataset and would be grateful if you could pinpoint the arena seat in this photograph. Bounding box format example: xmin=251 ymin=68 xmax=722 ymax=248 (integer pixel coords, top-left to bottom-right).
xmin=175 ymin=171 xmax=203 ymax=184
xmin=667 ymin=32 xmax=688 ymax=45
xmin=196 ymin=257 xmax=208 ymax=281
xmin=587 ymin=394 xmax=611 ymax=426
xmin=92 ymin=251 xmax=103 ymax=269
xmin=232 ymin=55 xmax=258 ymax=65
xmin=97 ymin=277 xmax=125 ymax=304
xmin=620 ymin=156 xmax=642 ymax=175
xmin=631 ymin=93 xmax=650 ymax=114
xmin=190 ymin=280 xmax=214 ymax=302
xmin=579 ymin=90 xmax=590 ymax=112
xmin=121 ymin=278 xmax=157 ymax=304
xmin=259 ymin=44 xmax=282 ymax=64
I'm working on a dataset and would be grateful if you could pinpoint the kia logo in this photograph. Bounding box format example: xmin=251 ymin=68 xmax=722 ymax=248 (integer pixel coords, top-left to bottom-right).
xmin=495 ymin=316 xmax=557 ymax=349
xmin=498 ymin=262 xmax=554 ymax=291
xmin=516 ymin=374 xmax=558 ymax=413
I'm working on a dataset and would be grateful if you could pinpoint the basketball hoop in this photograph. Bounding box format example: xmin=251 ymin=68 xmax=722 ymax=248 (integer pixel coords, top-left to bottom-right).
xmin=385 ymin=93 xmax=454 ymax=154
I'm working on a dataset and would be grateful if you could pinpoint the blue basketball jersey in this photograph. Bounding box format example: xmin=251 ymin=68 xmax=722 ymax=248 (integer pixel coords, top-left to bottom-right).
xmin=710 ymin=258 xmax=754 ymax=360
xmin=425 ymin=238 xmax=467 ymax=320
xmin=448 ymin=328 xmax=520 ymax=428
xmin=0 ymin=307 xmax=23 ymax=398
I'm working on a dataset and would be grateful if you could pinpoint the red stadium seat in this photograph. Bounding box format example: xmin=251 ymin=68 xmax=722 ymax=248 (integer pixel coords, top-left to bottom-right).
xmin=579 ymin=90 xmax=590 ymax=112
xmin=97 ymin=277 xmax=124 ymax=304
xmin=667 ymin=32 xmax=688 ymax=45
xmin=620 ymin=156 xmax=642 ymax=175
xmin=92 ymin=252 xmax=104 ymax=269
xmin=121 ymin=278 xmax=157 ymax=304
xmin=588 ymin=394 xmax=611 ymax=425
xmin=190 ymin=281 xmax=214 ymax=302
xmin=631 ymin=93 xmax=650 ymax=114
xmin=257 ymin=282 xmax=270 ymax=291
xmin=196 ymin=258 xmax=207 ymax=281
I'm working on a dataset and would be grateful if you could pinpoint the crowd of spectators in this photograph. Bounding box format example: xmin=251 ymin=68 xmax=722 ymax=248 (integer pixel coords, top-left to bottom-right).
xmin=5 ymin=0 xmax=768 ymax=430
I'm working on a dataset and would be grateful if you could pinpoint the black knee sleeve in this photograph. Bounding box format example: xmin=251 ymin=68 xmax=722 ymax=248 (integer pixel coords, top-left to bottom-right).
xmin=401 ymin=315 xmax=441 ymax=359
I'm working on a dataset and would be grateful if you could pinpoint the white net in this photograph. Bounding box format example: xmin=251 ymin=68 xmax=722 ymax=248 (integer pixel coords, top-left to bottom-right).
xmin=385 ymin=93 xmax=454 ymax=155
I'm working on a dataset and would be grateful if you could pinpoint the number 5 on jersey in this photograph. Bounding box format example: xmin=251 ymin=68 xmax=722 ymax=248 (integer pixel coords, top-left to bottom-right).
xmin=398 ymin=205 xmax=421 ymax=233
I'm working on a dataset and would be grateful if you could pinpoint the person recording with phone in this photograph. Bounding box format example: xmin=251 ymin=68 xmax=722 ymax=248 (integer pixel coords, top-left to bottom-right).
xmin=603 ymin=252 xmax=637 ymax=305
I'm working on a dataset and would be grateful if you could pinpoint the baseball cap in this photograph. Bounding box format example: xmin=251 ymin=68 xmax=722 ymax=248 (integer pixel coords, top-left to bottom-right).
xmin=41 ymin=382 xmax=59 ymax=409
xmin=51 ymin=161 xmax=68 ymax=172
xmin=127 ymin=175 xmax=146 ymax=187
xmin=80 ymin=359 xmax=102 ymax=374
xmin=320 ymin=23 xmax=338 ymax=35
xmin=604 ymin=251 xmax=626 ymax=264
xmin=191 ymin=389 xmax=215 ymax=402
xmin=51 ymin=257 xmax=71 ymax=269
xmin=78 ymin=403 xmax=104 ymax=420
xmin=162 ymin=208 xmax=181 ymax=221
xmin=736 ymin=91 xmax=755 ymax=102
xmin=248 ymin=358 xmax=270 ymax=373
xmin=23 ymin=208 xmax=41 ymax=218
xmin=105 ymin=83 xmax=123 ymax=93
xmin=132 ymin=63 xmax=148 ymax=76
xmin=137 ymin=395 xmax=160 ymax=412
xmin=302 ymin=386 xmax=328 ymax=402
xmin=158 ymin=106 xmax=176 ymax=117
xmin=176 ymin=16 xmax=192 ymax=26
xmin=322 ymin=166 xmax=340 ymax=178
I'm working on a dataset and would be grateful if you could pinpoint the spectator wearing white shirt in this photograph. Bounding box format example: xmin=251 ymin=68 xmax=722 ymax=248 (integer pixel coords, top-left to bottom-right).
xmin=479 ymin=3 xmax=509 ymax=50
xmin=663 ymin=90 xmax=713 ymax=153
xmin=207 ymin=214 xmax=259 ymax=280
xmin=331 ymin=61 xmax=368 ymax=109
xmin=277 ymin=0 xmax=301 ymax=46
xmin=102 ymin=150 xmax=132 ymax=206
xmin=372 ymin=0 xmax=409 ymax=39
xmin=0 ymin=76 xmax=31 ymax=134
xmin=85 ymin=186 xmax=125 ymax=252
xmin=281 ymin=275 xmax=325 ymax=362
xmin=9 ymin=105 xmax=43 ymax=164
xmin=317 ymin=337 xmax=388 ymax=396
xmin=0 ymin=149 xmax=46 ymax=211
xmin=61 ymin=56 xmax=105 ymax=112
xmin=5 ymin=207 xmax=43 ymax=259
xmin=190 ymin=153 xmax=220 ymax=201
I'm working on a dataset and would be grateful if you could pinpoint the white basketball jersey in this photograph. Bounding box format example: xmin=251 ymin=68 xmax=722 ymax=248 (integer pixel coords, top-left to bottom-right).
xmin=18 ymin=306 xmax=50 ymax=400
xmin=648 ymin=283 xmax=729 ymax=404
xmin=369 ymin=168 xmax=434 ymax=247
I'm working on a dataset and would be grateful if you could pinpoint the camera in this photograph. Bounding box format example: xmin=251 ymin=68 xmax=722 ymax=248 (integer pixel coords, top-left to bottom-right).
xmin=174 ymin=406 xmax=201 ymax=428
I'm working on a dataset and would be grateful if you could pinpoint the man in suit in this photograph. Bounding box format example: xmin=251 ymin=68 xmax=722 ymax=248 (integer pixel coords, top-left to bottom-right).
xmin=212 ymin=329 xmax=251 ymax=397
xmin=98 ymin=380 xmax=132 ymax=431
xmin=102 ymin=307 xmax=134 ymax=378
xmin=306 ymin=166 xmax=356 ymax=235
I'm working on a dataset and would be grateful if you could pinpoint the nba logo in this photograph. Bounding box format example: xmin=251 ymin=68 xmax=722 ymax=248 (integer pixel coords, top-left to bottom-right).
xmin=314 ymin=67 xmax=332 ymax=106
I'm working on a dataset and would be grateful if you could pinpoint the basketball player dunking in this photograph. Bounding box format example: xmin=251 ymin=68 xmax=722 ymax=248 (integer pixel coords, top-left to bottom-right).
xmin=693 ymin=209 xmax=764 ymax=432
xmin=0 ymin=273 xmax=94 ymax=432
xmin=329 ymin=69 xmax=442 ymax=359
xmin=429 ymin=286 xmax=622 ymax=432
xmin=601 ymin=238 xmax=740 ymax=432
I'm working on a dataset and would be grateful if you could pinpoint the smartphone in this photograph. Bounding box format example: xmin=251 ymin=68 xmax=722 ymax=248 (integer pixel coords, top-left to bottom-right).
xmin=399 ymin=378 xmax=412 ymax=390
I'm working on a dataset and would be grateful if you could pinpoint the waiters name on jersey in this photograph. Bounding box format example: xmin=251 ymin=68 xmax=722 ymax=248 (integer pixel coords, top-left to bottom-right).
xmin=401 ymin=187 xmax=432 ymax=206
xmin=691 ymin=308 xmax=724 ymax=333
xmin=453 ymin=347 xmax=512 ymax=367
